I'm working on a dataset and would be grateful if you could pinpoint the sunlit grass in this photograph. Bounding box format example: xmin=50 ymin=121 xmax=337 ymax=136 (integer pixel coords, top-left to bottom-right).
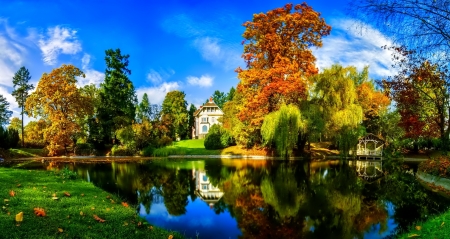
xmin=8 ymin=148 xmax=47 ymax=158
xmin=396 ymin=211 xmax=450 ymax=239
xmin=152 ymin=139 xmax=272 ymax=157
xmin=0 ymin=167 xmax=182 ymax=239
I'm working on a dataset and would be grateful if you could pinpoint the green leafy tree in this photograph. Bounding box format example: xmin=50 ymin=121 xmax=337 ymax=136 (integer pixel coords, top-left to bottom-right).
xmin=206 ymin=90 xmax=227 ymax=109
xmin=261 ymin=104 xmax=303 ymax=158
xmin=187 ymin=104 xmax=197 ymax=139
xmin=98 ymin=49 xmax=137 ymax=145
xmin=162 ymin=91 xmax=188 ymax=140
xmin=0 ymin=94 xmax=12 ymax=126
xmin=137 ymin=93 xmax=151 ymax=123
xmin=12 ymin=66 xmax=33 ymax=147
xmin=227 ymin=87 xmax=235 ymax=101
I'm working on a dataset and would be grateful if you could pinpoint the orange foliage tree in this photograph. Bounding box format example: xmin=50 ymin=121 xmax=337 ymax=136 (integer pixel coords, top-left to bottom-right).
xmin=25 ymin=64 xmax=93 ymax=155
xmin=235 ymin=3 xmax=331 ymax=146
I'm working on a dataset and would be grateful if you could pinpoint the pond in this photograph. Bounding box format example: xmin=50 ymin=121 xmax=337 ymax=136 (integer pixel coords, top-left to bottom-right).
xmin=7 ymin=158 xmax=450 ymax=239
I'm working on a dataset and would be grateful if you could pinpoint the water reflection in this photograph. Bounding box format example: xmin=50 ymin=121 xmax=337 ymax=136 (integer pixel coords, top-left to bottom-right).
xmin=33 ymin=158 xmax=450 ymax=239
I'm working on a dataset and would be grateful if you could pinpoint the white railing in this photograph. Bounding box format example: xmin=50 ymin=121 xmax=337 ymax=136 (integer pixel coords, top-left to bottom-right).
xmin=356 ymin=149 xmax=383 ymax=156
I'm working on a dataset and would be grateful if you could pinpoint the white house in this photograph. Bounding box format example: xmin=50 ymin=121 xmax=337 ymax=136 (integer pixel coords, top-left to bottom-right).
xmin=193 ymin=97 xmax=224 ymax=139
xmin=194 ymin=169 xmax=224 ymax=207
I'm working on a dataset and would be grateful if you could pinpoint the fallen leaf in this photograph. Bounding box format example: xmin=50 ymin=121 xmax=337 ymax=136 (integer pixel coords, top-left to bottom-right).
xmin=64 ymin=192 xmax=70 ymax=197
xmin=408 ymin=234 xmax=420 ymax=238
xmin=93 ymin=214 xmax=105 ymax=223
xmin=17 ymin=184 xmax=21 ymax=187
xmin=81 ymin=194 xmax=85 ymax=197
xmin=80 ymin=211 xmax=84 ymax=216
xmin=106 ymin=195 xmax=111 ymax=199
xmin=123 ymin=222 xmax=128 ymax=226
xmin=4 ymin=199 xmax=9 ymax=202
xmin=137 ymin=221 xmax=142 ymax=227
xmin=34 ymin=208 xmax=46 ymax=217
xmin=415 ymin=226 xmax=421 ymax=230
xmin=15 ymin=212 xmax=23 ymax=222
xmin=168 ymin=235 xmax=173 ymax=239
xmin=149 ymin=226 xmax=153 ymax=230
xmin=121 ymin=202 xmax=129 ymax=207
xmin=9 ymin=190 xmax=15 ymax=197
xmin=91 ymin=207 xmax=95 ymax=210
xmin=110 ymin=199 xmax=115 ymax=204
xmin=58 ymin=228 xmax=63 ymax=233
xmin=441 ymin=222 xmax=445 ymax=227
xmin=52 ymin=197 xmax=59 ymax=200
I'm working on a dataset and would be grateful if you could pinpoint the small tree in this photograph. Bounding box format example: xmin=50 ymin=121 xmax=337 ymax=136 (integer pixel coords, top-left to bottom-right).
xmin=0 ymin=94 xmax=12 ymax=126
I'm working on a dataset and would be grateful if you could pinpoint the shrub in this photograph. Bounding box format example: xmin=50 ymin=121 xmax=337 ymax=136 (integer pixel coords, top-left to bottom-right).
xmin=111 ymin=145 xmax=135 ymax=156
xmin=204 ymin=124 xmax=234 ymax=150
xmin=141 ymin=146 xmax=155 ymax=156
xmin=158 ymin=136 xmax=173 ymax=148
xmin=74 ymin=143 xmax=94 ymax=156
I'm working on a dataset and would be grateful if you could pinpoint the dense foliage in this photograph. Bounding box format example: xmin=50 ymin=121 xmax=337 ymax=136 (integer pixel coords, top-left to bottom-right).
xmin=418 ymin=156 xmax=450 ymax=179
xmin=204 ymin=124 xmax=234 ymax=150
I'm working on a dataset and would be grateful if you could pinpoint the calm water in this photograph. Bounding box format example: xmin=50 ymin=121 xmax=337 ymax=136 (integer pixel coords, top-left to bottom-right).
xmin=8 ymin=158 xmax=450 ymax=239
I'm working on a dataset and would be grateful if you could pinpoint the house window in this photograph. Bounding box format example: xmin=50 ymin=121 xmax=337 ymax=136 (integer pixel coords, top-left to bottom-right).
xmin=212 ymin=117 xmax=215 ymax=123
xmin=202 ymin=125 xmax=208 ymax=133
xmin=207 ymin=108 xmax=210 ymax=112
xmin=203 ymin=175 xmax=208 ymax=182
xmin=202 ymin=117 xmax=207 ymax=122
xmin=202 ymin=184 xmax=209 ymax=190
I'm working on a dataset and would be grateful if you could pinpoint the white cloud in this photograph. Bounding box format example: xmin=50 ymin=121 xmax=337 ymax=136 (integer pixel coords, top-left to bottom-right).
xmin=77 ymin=53 xmax=104 ymax=87
xmin=313 ymin=18 xmax=397 ymax=79
xmin=146 ymin=69 xmax=163 ymax=84
xmin=136 ymin=82 xmax=180 ymax=105
xmin=187 ymin=74 xmax=213 ymax=87
xmin=193 ymin=37 xmax=243 ymax=71
xmin=0 ymin=35 xmax=26 ymax=87
xmin=38 ymin=26 xmax=82 ymax=65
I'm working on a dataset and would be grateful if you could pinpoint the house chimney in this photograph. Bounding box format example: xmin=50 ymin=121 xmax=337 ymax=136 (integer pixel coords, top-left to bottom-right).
xmin=200 ymin=106 xmax=203 ymax=109
xmin=209 ymin=97 xmax=213 ymax=103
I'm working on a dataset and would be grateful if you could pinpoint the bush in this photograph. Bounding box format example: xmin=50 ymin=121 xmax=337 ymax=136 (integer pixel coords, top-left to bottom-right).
xmin=74 ymin=143 xmax=94 ymax=156
xmin=141 ymin=146 xmax=155 ymax=156
xmin=204 ymin=124 xmax=234 ymax=150
xmin=111 ymin=145 xmax=135 ymax=156
xmin=158 ymin=136 xmax=173 ymax=148
xmin=419 ymin=156 xmax=450 ymax=178
xmin=0 ymin=127 xmax=20 ymax=149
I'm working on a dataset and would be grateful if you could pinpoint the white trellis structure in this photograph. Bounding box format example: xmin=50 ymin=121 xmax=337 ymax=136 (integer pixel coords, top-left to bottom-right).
xmin=351 ymin=160 xmax=384 ymax=180
xmin=356 ymin=133 xmax=384 ymax=160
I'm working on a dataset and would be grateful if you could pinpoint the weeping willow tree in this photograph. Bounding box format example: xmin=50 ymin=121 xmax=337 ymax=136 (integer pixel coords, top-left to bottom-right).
xmin=261 ymin=104 xmax=303 ymax=158
xmin=312 ymin=64 xmax=364 ymax=155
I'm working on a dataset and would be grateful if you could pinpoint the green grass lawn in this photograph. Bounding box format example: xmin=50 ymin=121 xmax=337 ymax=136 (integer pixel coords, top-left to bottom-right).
xmin=0 ymin=167 xmax=182 ymax=239
xmin=396 ymin=210 xmax=450 ymax=239
xmin=152 ymin=139 xmax=222 ymax=156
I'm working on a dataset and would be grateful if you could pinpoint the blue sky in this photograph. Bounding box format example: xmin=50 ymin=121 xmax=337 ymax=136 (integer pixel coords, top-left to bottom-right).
xmin=0 ymin=0 xmax=396 ymax=123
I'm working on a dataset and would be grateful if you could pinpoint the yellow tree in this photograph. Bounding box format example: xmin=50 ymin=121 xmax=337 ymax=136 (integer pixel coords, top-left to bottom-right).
xmin=235 ymin=3 xmax=331 ymax=146
xmin=25 ymin=64 xmax=93 ymax=155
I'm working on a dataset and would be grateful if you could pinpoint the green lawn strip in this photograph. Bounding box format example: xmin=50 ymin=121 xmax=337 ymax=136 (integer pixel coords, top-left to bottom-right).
xmin=0 ymin=167 xmax=183 ymax=239
xmin=396 ymin=210 xmax=450 ymax=239
xmin=153 ymin=139 xmax=221 ymax=156
xmin=8 ymin=148 xmax=47 ymax=158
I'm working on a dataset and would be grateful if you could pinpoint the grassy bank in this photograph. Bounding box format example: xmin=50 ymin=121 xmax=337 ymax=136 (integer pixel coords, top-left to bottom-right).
xmin=0 ymin=167 xmax=182 ymax=239
xmin=397 ymin=210 xmax=450 ymax=239
xmin=152 ymin=139 xmax=272 ymax=157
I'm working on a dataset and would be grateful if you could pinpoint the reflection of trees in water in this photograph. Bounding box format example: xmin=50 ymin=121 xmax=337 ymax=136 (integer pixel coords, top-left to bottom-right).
xmin=162 ymin=169 xmax=190 ymax=216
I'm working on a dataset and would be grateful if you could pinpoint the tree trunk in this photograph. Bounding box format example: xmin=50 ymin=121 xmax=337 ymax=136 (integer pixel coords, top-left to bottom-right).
xmin=21 ymin=105 xmax=24 ymax=148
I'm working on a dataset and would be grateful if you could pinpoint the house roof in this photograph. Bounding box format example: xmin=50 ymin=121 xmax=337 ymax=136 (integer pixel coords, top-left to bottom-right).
xmin=194 ymin=97 xmax=222 ymax=116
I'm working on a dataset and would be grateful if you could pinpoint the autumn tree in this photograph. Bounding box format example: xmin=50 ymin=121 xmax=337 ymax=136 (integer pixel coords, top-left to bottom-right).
xmin=8 ymin=117 xmax=22 ymax=135
xmin=23 ymin=120 xmax=48 ymax=148
xmin=97 ymin=49 xmax=137 ymax=145
xmin=162 ymin=90 xmax=188 ymax=140
xmin=25 ymin=64 xmax=93 ymax=155
xmin=382 ymin=47 xmax=450 ymax=149
xmin=235 ymin=3 xmax=331 ymax=146
xmin=350 ymin=0 xmax=450 ymax=59
xmin=0 ymin=94 xmax=12 ymax=125
xmin=12 ymin=66 xmax=34 ymax=147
